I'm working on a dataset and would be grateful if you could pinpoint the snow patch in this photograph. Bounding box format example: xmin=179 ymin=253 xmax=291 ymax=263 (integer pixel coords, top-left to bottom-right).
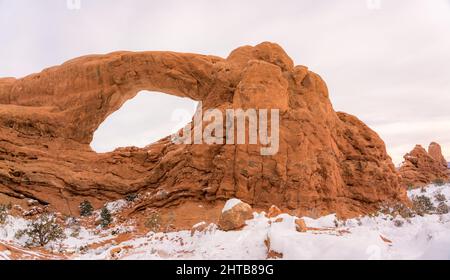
xmin=222 ymin=198 xmax=242 ymax=213
xmin=0 ymin=250 xmax=11 ymax=260
xmin=105 ymin=199 xmax=128 ymax=214
xmin=1 ymin=184 xmax=450 ymax=259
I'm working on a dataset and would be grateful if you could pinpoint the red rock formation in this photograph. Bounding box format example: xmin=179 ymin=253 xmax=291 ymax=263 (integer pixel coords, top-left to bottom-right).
xmin=218 ymin=199 xmax=253 ymax=231
xmin=399 ymin=143 xmax=449 ymax=187
xmin=0 ymin=42 xmax=407 ymax=218
xmin=295 ymin=218 xmax=308 ymax=233
xmin=428 ymin=142 xmax=448 ymax=169
xmin=267 ymin=205 xmax=283 ymax=218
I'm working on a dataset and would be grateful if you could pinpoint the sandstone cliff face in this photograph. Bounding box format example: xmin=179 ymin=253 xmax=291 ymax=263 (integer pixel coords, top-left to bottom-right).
xmin=0 ymin=42 xmax=407 ymax=218
xmin=399 ymin=143 xmax=449 ymax=187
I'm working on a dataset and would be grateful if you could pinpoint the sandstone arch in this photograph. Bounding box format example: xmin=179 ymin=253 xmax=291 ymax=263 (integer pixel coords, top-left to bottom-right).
xmin=0 ymin=42 xmax=408 ymax=217
xmin=0 ymin=51 xmax=219 ymax=144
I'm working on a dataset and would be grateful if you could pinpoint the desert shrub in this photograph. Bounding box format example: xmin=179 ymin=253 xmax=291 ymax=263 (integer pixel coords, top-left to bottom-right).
xmin=393 ymin=219 xmax=404 ymax=227
xmin=125 ymin=193 xmax=138 ymax=202
xmin=333 ymin=219 xmax=339 ymax=228
xmin=15 ymin=213 xmax=66 ymax=247
xmin=407 ymin=184 xmax=414 ymax=191
xmin=436 ymin=202 xmax=449 ymax=215
xmin=145 ymin=211 xmax=161 ymax=232
xmin=79 ymin=200 xmax=93 ymax=217
xmin=100 ymin=207 xmax=112 ymax=228
xmin=70 ymin=226 xmax=81 ymax=238
xmin=164 ymin=211 xmax=176 ymax=231
xmin=433 ymin=178 xmax=445 ymax=186
xmin=65 ymin=217 xmax=81 ymax=237
xmin=380 ymin=202 xmax=414 ymax=218
xmin=412 ymin=195 xmax=435 ymax=216
xmin=0 ymin=204 xmax=8 ymax=224
xmin=78 ymin=245 xmax=89 ymax=254
xmin=434 ymin=193 xmax=447 ymax=202
xmin=354 ymin=218 xmax=363 ymax=226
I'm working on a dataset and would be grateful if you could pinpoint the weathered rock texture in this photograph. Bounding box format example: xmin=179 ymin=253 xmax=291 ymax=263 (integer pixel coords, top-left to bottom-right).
xmin=218 ymin=199 xmax=253 ymax=231
xmin=267 ymin=205 xmax=282 ymax=218
xmin=0 ymin=42 xmax=407 ymax=217
xmin=428 ymin=142 xmax=448 ymax=169
xmin=295 ymin=218 xmax=308 ymax=233
xmin=399 ymin=143 xmax=449 ymax=187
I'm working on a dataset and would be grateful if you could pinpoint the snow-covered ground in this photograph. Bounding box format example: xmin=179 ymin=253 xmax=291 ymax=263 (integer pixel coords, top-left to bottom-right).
xmin=1 ymin=184 xmax=450 ymax=260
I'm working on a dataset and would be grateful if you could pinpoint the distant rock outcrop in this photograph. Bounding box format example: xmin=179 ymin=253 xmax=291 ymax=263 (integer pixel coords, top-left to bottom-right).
xmin=399 ymin=143 xmax=449 ymax=187
xmin=0 ymin=42 xmax=407 ymax=218
xmin=428 ymin=142 xmax=448 ymax=169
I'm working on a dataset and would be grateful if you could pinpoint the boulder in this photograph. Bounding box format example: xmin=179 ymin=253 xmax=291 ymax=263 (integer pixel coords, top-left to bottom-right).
xmin=218 ymin=199 xmax=253 ymax=231
xmin=273 ymin=217 xmax=284 ymax=223
xmin=266 ymin=205 xmax=282 ymax=218
xmin=295 ymin=218 xmax=308 ymax=232
xmin=190 ymin=222 xmax=209 ymax=236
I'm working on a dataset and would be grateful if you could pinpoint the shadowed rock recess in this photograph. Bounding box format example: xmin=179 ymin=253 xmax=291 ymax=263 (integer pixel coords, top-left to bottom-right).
xmin=0 ymin=42 xmax=407 ymax=218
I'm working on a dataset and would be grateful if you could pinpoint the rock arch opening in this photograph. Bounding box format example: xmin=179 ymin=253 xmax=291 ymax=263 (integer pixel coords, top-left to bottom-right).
xmin=90 ymin=91 xmax=198 ymax=153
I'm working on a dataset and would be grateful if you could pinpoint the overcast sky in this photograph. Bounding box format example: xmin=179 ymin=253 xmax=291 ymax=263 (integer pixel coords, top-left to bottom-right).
xmin=1 ymin=0 xmax=450 ymax=165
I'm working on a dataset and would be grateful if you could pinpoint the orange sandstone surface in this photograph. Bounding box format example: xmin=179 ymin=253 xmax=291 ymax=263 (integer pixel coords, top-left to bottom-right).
xmin=0 ymin=42 xmax=408 ymax=218
xmin=399 ymin=142 xmax=449 ymax=188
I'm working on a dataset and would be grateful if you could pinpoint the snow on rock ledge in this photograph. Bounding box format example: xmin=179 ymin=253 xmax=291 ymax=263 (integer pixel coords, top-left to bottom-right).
xmin=218 ymin=199 xmax=253 ymax=231
xmin=222 ymin=198 xmax=243 ymax=213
